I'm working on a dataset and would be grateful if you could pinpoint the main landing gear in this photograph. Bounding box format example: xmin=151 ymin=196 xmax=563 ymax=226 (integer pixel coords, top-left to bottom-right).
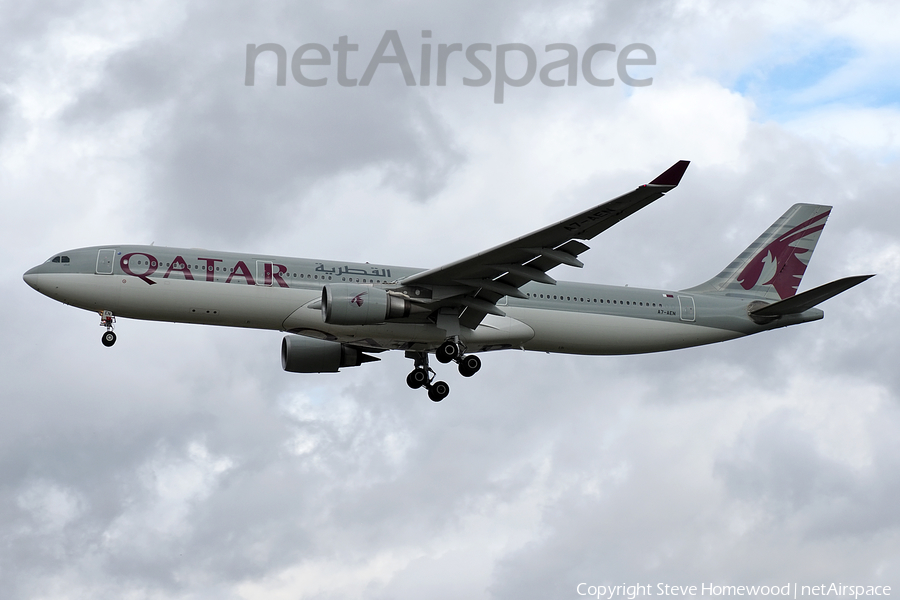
xmin=100 ymin=310 xmax=117 ymax=347
xmin=405 ymin=351 xmax=449 ymax=402
xmin=405 ymin=339 xmax=483 ymax=402
xmin=436 ymin=338 xmax=482 ymax=377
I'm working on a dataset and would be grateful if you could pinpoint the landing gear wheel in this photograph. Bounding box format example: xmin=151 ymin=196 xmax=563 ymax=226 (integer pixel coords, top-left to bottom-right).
xmin=436 ymin=340 xmax=460 ymax=364
xmin=101 ymin=331 xmax=117 ymax=347
xmin=406 ymin=368 xmax=429 ymax=389
xmin=428 ymin=381 xmax=450 ymax=402
xmin=458 ymin=354 xmax=482 ymax=377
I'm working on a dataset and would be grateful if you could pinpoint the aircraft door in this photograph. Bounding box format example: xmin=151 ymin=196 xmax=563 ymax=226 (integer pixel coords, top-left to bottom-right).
xmin=96 ymin=249 xmax=115 ymax=274
xmin=256 ymin=261 xmax=274 ymax=286
xmin=678 ymin=295 xmax=695 ymax=322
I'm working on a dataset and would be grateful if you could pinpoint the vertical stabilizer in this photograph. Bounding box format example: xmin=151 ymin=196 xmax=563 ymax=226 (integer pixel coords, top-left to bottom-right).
xmin=684 ymin=204 xmax=831 ymax=300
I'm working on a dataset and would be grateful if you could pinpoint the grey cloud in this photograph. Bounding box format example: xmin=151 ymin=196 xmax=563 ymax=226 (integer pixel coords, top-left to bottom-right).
xmin=50 ymin=0 xmax=692 ymax=246
xmin=716 ymin=411 xmax=857 ymax=515
xmin=0 ymin=91 xmax=13 ymax=145
xmin=717 ymin=408 xmax=900 ymax=538
xmin=56 ymin=7 xmax=477 ymax=246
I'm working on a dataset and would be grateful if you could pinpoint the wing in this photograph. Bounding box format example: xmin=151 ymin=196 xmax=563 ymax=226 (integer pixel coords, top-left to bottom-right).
xmin=400 ymin=160 xmax=690 ymax=330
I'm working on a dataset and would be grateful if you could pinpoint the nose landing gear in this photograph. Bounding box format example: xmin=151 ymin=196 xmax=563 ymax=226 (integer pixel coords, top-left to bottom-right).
xmin=100 ymin=311 xmax=117 ymax=347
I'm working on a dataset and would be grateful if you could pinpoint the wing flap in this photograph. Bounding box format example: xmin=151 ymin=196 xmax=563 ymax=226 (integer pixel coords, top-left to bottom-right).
xmin=525 ymin=247 xmax=585 ymax=268
xmin=455 ymin=278 xmax=529 ymax=299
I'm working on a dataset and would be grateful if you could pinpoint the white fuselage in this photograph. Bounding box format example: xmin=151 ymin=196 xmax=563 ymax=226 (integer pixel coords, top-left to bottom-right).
xmin=23 ymin=245 xmax=818 ymax=356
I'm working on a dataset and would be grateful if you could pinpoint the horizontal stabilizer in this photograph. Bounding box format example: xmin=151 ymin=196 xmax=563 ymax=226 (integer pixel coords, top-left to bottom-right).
xmin=750 ymin=275 xmax=874 ymax=317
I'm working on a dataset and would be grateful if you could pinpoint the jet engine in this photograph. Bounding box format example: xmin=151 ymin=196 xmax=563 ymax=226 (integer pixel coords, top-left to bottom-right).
xmin=321 ymin=283 xmax=414 ymax=325
xmin=281 ymin=335 xmax=379 ymax=373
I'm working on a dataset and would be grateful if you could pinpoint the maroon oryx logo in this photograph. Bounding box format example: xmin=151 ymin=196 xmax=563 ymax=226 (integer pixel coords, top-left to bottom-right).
xmin=737 ymin=210 xmax=829 ymax=298
xmin=351 ymin=292 xmax=366 ymax=307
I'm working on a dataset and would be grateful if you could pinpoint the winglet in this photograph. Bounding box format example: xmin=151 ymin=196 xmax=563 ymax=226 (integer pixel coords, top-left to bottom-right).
xmin=649 ymin=160 xmax=690 ymax=187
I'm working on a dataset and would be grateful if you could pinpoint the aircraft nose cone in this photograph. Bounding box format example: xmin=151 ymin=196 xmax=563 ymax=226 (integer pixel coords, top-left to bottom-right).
xmin=23 ymin=266 xmax=42 ymax=291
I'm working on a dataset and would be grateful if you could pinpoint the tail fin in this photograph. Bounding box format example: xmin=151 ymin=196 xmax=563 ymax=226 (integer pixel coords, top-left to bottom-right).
xmin=684 ymin=204 xmax=831 ymax=300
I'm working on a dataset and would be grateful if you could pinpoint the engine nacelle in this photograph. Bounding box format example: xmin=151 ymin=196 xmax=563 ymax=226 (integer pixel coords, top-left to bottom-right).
xmin=281 ymin=335 xmax=377 ymax=373
xmin=321 ymin=283 xmax=413 ymax=325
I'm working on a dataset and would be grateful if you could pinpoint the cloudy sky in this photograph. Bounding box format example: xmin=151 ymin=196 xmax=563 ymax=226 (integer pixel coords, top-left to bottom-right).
xmin=2 ymin=1 xmax=899 ymax=598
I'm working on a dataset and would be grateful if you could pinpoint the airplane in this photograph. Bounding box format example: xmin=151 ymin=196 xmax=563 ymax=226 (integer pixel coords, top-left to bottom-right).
xmin=22 ymin=160 xmax=873 ymax=402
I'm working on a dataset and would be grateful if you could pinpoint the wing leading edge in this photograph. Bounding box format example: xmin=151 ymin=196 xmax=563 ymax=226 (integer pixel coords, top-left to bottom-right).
xmin=401 ymin=160 xmax=690 ymax=329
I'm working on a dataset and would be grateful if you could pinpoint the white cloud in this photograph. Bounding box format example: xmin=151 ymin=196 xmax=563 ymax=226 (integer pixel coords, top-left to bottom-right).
xmin=101 ymin=441 xmax=233 ymax=552
xmin=16 ymin=480 xmax=85 ymax=534
xmin=784 ymin=106 xmax=900 ymax=159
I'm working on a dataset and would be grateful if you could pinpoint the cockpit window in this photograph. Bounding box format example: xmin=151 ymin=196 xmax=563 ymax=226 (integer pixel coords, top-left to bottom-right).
xmin=49 ymin=255 xmax=70 ymax=264
xmin=51 ymin=256 xmax=60 ymax=263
